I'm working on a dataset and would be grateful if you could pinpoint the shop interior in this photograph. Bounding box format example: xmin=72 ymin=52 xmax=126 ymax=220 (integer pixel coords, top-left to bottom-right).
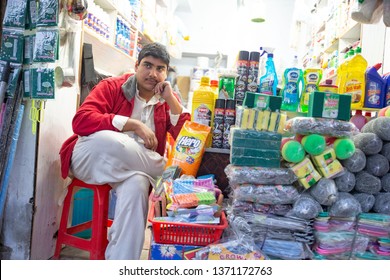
xmin=0 ymin=0 xmax=390 ymax=261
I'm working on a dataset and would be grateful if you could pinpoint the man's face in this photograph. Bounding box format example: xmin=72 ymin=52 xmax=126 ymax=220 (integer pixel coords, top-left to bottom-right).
xmin=135 ymin=56 xmax=168 ymax=92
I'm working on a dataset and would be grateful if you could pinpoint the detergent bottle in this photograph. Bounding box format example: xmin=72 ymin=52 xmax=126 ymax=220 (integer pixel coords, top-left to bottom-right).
xmin=364 ymin=63 xmax=385 ymax=109
xmin=280 ymin=55 xmax=303 ymax=111
xmin=191 ymin=76 xmax=215 ymax=128
xmin=300 ymin=56 xmax=322 ymax=113
xmin=259 ymin=47 xmax=278 ymax=96
xmin=342 ymin=47 xmax=367 ymax=110
xmin=336 ymin=50 xmax=352 ymax=93
xmin=384 ymin=72 xmax=390 ymax=107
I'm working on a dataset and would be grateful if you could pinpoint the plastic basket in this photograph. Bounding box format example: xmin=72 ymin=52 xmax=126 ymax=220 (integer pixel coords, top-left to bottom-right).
xmin=148 ymin=201 xmax=228 ymax=246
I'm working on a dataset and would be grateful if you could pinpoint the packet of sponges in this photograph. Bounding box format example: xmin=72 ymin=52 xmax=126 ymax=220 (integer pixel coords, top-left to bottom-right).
xmin=166 ymin=120 xmax=210 ymax=177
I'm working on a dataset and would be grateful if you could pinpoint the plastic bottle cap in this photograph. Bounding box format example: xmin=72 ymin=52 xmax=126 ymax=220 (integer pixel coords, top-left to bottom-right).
xmin=210 ymin=80 xmax=218 ymax=87
xmin=238 ymin=51 xmax=249 ymax=61
xmin=250 ymin=51 xmax=260 ymax=62
xmin=268 ymin=53 xmax=273 ymax=58
xmin=225 ymin=99 xmax=235 ymax=109
xmin=200 ymin=76 xmax=210 ymax=85
xmin=373 ymin=63 xmax=382 ymax=71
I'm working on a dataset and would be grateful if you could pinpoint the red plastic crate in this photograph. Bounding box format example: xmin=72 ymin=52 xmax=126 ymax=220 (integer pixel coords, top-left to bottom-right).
xmin=148 ymin=202 xmax=228 ymax=246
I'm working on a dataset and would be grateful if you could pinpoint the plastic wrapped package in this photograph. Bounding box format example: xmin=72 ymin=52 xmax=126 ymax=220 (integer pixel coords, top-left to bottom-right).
xmin=355 ymin=171 xmax=382 ymax=194
xmin=232 ymin=184 xmax=300 ymax=205
xmin=33 ymin=28 xmax=59 ymax=63
xmin=357 ymin=212 xmax=390 ymax=237
xmin=37 ymin=0 xmax=59 ymax=27
xmin=381 ymin=173 xmax=390 ymax=192
xmin=340 ymin=148 xmax=366 ymax=173
xmin=372 ymin=117 xmax=390 ymax=141
xmin=230 ymin=199 xmax=293 ymax=216
xmin=380 ymin=142 xmax=390 ymax=161
xmin=361 ymin=119 xmax=375 ymax=133
xmin=329 ymin=192 xmax=362 ymax=218
xmin=334 ymin=170 xmax=356 ymax=192
xmin=352 ymin=133 xmax=383 ymax=155
xmin=2 ymin=0 xmax=28 ymax=28
xmin=309 ymin=178 xmax=338 ymax=206
xmin=224 ymin=164 xmax=297 ymax=186
xmin=285 ymin=117 xmax=359 ymax=138
xmin=194 ymin=237 xmax=268 ymax=260
xmin=258 ymin=239 xmax=314 ymax=260
xmin=365 ymin=154 xmax=390 ymax=177
xmin=353 ymin=193 xmax=375 ymax=212
xmin=287 ymin=194 xmax=323 ymax=220
xmin=373 ymin=193 xmax=390 ymax=214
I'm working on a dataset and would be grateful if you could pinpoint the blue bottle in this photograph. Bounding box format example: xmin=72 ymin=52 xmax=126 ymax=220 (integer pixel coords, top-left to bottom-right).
xmin=259 ymin=52 xmax=278 ymax=96
xmin=364 ymin=63 xmax=385 ymax=109
xmin=280 ymin=55 xmax=303 ymax=111
xmin=384 ymin=72 xmax=390 ymax=107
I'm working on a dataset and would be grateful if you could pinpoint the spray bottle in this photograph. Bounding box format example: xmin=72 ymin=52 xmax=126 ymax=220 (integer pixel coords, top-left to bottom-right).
xmin=280 ymin=55 xmax=303 ymax=111
xmin=259 ymin=47 xmax=278 ymax=96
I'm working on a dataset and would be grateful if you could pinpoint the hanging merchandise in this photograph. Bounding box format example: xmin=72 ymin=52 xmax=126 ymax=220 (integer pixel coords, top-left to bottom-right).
xmin=247 ymin=51 xmax=260 ymax=93
xmin=280 ymin=55 xmax=303 ymax=112
xmin=0 ymin=62 xmax=12 ymax=106
xmin=2 ymin=0 xmax=28 ymax=28
xmin=26 ymin=0 xmax=38 ymax=30
xmin=235 ymin=50 xmax=249 ymax=105
xmin=29 ymin=100 xmax=45 ymax=135
xmin=364 ymin=63 xmax=385 ymax=109
xmin=343 ymin=47 xmax=368 ymax=110
xmin=37 ymin=0 xmax=59 ymax=27
xmin=258 ymin=47 xmax=278 ymax=96
xmin=33 ymin=28 xmax=59 ymax=63
xmin=0 ymin=28 xmax=25 ymax=64
xmin=23 ymin=33 xmax=36 ymax=65
xmin=66 ymin=0 xmax=89 ymax=21
xmin=299 ymin=56 xmax=322 ymax=113
xmin=30 ymin=67 xmax=55 ymax=99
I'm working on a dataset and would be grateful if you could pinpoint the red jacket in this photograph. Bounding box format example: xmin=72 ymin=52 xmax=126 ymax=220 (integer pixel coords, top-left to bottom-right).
xmin=59 ymin=73 xmax=190 ymax=179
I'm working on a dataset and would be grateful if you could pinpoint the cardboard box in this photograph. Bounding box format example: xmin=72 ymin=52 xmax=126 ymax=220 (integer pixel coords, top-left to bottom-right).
xmin=148 ymin=237 xmax=202 ymax=260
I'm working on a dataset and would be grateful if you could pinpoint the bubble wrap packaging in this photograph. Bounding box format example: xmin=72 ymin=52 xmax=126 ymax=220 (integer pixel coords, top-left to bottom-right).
xmin=372 ymin=117 xmax=390 ymax=141
xmin=329 ymin=192 xmax=362 ymax=218
xmin=334 ymin=170 xmax=356 ymax=192
xmin=289 ymin=194 xmax=323 ymax=220
xmin=380 ymin=142 xmax=390 ymax=161
xmin=309 ymin=178 xmax=338 ymax=206
xmin=381 ymin=173 xmax=390 ymax=192
xmin=340 ymin=148 xmax=366 ymax=173
xmin=353 ymin=193 xmax=375 ymax=212
xmin=355 ymin=171 xmax=382 ymax=194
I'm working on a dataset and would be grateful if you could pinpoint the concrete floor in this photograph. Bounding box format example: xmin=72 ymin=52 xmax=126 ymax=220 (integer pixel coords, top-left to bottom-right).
xmin=57 ymin=227 xmax=152 ymax=260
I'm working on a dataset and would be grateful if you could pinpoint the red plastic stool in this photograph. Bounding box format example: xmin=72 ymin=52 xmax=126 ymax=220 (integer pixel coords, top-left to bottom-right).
xmin=53 ymin=178 xmax=112 ymax=260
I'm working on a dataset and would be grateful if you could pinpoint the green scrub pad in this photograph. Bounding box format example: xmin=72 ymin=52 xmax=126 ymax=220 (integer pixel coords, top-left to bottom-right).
xmin=281 ymin=140 xmax=305 ymax=163
xmin=301 ymin=134 xmax=326 ymax=156
xmin=334 ymin=138 xmax=356 ymax=160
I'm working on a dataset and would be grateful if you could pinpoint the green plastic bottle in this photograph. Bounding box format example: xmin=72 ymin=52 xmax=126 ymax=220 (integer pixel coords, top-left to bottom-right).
xmin=280 ymin=55 xmax=303 ymax=112
xmin=300 ymin=57 xmax=322 ymax=113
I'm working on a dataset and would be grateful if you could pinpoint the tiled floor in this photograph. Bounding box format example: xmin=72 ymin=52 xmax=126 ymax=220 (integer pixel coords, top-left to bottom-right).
xmin=58 ymin=227 xmax=152 ymax=260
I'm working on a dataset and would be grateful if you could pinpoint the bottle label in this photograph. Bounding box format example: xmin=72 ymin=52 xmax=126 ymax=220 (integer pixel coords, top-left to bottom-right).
xmin=247 ymin=61 xmax=259 ymax=92
xmin=282 ymin=82 xmax=298 ymax=104
xmin=193 ymin=104 xmax=212 ymax=126
xmin=259 ymin=76 xmax=274 ymax=95
xmin=386 ymin=85 xmax=390 ymax=106
xmin=222 ymin=108 xmax=235 ymax=149
xmin=365 ymin=81 xmax=381 ymax=106
xmin=345 ymin=79 xmax=363 ymax=104
xmin=303 ymin=84 xmax=317 ymax=106
xmin=212 ymin=108 xmax=224 ymax=148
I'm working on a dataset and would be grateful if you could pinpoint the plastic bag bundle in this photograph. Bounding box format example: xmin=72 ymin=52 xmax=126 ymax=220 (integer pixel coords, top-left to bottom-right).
xmin=228 ymin=215 xmax=252 ymax=236
xmin=257 ymin=239 xmax=314 ymax=260
xmin=365 ymin=154 xmax=390 ymax=177
xmin=372 ymin=117 xmax=390 ymax=141
xmin=373 ymin=193 xmax=390 ymax=214
xmin=285 ymin=117 xmax=359 ymax=138
xmin=381 ymin=173 xmax=390 ymax=192
xmin=224 ymin=164 xmax=297 ymax=186
xmin=355 ymin=171 xmax=382 ymax=194
xmin=380 ymin=142 xmax=390 ymax=161
xmin=310 ymin=178 xmax=338 ymax=206
xmin=353 ymin=193 xmax=376 ymax=212
xmin=230 ymin=199 xmax=293 ymax=216
xmin=352 ymin=133 xmax=383 ymax=155
xmin=340 ymin=148 xmax=366 ymax=173
xmin=232 ymin=184 xmax=299 ymax=205
xmin=357 ymin=212 xmax=390 ymax=237
xmin=288 ymin=194 xmax=323 ymax=220
xmin=329 ymin=192 xmax=362 ymax=218
xmin=334 ymin=170 xmax=356 ymax=192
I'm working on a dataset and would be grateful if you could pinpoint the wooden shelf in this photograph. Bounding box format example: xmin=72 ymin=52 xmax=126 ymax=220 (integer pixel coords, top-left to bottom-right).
xmin=83 ymin=28 xmax=135 ymax=77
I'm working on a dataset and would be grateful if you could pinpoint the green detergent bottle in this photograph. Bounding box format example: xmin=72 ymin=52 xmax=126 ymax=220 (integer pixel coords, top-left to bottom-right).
xmin=281 ymin=55 xmax=303 ymax=112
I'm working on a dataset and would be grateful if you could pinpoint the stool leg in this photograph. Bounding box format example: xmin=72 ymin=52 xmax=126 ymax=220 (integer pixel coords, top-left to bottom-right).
xmin=53 ymin=184 xmax=75 ymax=259
xmin=89 ymin=185 xmax=110 ymax=260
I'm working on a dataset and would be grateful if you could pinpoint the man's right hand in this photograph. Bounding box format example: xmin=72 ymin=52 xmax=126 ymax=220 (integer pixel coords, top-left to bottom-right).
xmin=123 ymin=119 xmax=158 ymax=151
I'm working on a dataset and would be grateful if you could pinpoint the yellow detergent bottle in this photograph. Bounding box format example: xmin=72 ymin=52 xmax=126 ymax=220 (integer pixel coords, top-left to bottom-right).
xmin=191 ymin=76 xmax=215 ymax=147
xmin=300 ymin=57 xmax=322 ymax=113
xmin=340 ymin=47 xmax=367 ymax=109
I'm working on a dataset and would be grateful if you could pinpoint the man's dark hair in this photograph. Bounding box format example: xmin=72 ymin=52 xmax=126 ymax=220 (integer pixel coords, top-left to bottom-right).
xmin=137 ymin=43 xmax=170 ymax=67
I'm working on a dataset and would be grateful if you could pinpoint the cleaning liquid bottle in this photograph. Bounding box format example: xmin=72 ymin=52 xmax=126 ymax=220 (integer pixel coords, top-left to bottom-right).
xmin=364 ymin=63 xmax=385 ymax=109
xmin=259 ymin=48 xmax=278 ymax=96
xmin=350 ymin=110 xmax=367 ymax=131
xmin=384 ymin=72 xmax=390 ymax=107
xmin=319 ymin=79 xmax=338 ymax=93
xmin=343 ymin=47 xmax=367 ymax=109
xmin=280 ymin=55 xmax=303 ymax=111
xmin=336 ymin=50 xmax=351 ymax=93
xmin=300 ymin=56 xmax=322 ymax=113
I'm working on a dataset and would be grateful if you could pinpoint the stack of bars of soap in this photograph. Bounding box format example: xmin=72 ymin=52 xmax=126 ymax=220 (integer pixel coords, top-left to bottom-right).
xmin=172 ymin=192 xmax=216 ymax=208
xmin=230 ymin=128 xmax=281 ymax=167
